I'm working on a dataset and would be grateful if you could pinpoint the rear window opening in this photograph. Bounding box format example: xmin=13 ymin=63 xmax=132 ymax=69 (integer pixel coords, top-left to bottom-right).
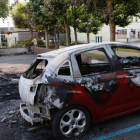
xmin=58 ymin=61 xmax=71 ymax=76
xmin=113 ymin=47 xmax=140 ymax=69
xmin=23 ymin=59 xmax=48 ymax=79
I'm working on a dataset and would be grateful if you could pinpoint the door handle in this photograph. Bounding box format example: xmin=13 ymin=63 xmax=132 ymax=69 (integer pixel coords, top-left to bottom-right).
xmin=126 ymin=75 xmax=137 ymax=78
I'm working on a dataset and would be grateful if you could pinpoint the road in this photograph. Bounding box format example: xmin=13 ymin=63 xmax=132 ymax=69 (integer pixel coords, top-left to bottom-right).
xmin=0 ymin=99 xmax=140 ymax=140
xmin=0 ymin=54 xmax=36 ymax=73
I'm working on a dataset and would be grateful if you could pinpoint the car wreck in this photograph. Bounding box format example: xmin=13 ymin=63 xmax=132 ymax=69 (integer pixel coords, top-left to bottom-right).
xmin=19 ymin=42 xmax=140 ymax=139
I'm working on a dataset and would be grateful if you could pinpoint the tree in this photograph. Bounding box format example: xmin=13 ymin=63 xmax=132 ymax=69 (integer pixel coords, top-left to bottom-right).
xmin=67 ymin=2 xmax=83 ymax=44
xmin=10 ymin=2 xmax=35 ymax=39
xmin=43 ymin=0 xmax=65 ymax=48
xmin=43 ymin=0 xmax=72 ymax=46
xmin=0 ymin=0 xmax=9 ymax=18
xmin=82 ymin=0 xmax=140 ymax=41
xmin=78 ymin=14 xmax=103 ymax=43
xmin=29 ymin=0 xmax=58 ymax=48
xmin=55 ymin=0 xmax=71 ymax=46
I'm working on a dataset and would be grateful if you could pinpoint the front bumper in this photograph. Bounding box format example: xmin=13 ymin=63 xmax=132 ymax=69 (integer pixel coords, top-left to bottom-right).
xmin=20 ymin=103 xmax=43 ymax=125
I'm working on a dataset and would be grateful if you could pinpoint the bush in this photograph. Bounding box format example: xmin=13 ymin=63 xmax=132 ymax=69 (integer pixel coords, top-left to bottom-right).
xmin=17 ymin=39 xmax=32 ymax=47
xmin=37 ymin=38 xmax=45 ymax=46
xmin=61 ymin=39 xmax=66 ymax=46
xmin=11 ymin=45 xmax=16 ymax=48
xmin=17 ymin=38 xmax=45 ymax=47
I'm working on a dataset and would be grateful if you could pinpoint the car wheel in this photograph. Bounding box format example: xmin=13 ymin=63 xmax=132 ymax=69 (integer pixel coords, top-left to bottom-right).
xmin=52 ymin=105 xmax=91 ymax=140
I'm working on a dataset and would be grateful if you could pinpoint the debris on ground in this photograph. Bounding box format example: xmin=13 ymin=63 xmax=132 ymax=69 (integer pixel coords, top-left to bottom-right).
xmin=0 ymin=100 xmax=57 ymax=140
xmin=1 ymin=117 xmax=6 ymax=123
xmin=27 ymin=125 xmax=47 ymax=131
xmin=0 ymin=72 xmax=21 ymax=102
xmin=8 ymin=110 xmax=16 ymax=115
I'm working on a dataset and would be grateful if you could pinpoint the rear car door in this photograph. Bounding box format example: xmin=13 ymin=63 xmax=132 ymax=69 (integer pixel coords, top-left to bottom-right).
xmin=71 ymin=45 xmax=126 ymax=120
xmin=113 ymin=46 xmax=140 ymax=111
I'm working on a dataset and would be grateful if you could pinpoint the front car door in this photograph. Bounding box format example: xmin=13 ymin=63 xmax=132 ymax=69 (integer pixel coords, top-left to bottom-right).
xmin=71 ymin=44 xmax=127 ymax=121
xmin=111 ymin=45 xmax=140 ymax=111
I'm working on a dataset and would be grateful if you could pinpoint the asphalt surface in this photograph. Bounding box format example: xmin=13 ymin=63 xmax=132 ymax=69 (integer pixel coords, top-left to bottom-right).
xmin=0 ymin=100 xmax=140 ymax=140
xmin=1 ymin=48 xmax=140 ymax=140
xmin=0 ymin=54 xmax=36 ymax=73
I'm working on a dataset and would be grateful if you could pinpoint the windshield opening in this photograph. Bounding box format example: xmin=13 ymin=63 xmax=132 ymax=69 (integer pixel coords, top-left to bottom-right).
xmin=23 ymin=59 xmax=48 ymax=79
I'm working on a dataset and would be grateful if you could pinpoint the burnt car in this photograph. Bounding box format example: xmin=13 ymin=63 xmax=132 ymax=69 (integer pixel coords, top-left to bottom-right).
xmin=19 ymin=42 xmax=140 ymax=139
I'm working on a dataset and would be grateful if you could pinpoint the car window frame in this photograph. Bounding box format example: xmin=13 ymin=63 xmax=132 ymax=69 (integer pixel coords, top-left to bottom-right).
xmin=55 ymin=59 xmax=73 ymax=79
xmin=71 ymin=45 xmax=113 ymax=78
xmin=111 ymin=45 xmax=140 ymax=70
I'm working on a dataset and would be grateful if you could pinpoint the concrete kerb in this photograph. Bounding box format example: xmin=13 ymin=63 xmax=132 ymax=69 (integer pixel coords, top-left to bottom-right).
xmin=0 ymin=47 xmax=28 ymax=56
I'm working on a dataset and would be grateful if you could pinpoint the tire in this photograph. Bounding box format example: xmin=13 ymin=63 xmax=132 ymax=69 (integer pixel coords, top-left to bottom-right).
xmin=52 ymin=105 xmax=91 ymax=140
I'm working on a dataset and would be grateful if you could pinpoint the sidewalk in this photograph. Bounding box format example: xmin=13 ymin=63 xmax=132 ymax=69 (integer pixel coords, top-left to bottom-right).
xmin=0 ymin=54 xmax=36 ymax=73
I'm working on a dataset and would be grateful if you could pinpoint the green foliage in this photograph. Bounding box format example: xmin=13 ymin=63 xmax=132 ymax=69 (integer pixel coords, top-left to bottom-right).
xmin=67 ymin=4 xmax=83 ymax=28
xmin=84 ymin=52 xmax=106 ymax=58
xmin=36 ymin=39 xmax=45 ymax=46
xmin=78 ymin=12 xmax=103 ymax=35
xmin=82 ymin=0 xmax=140 ymax=27
xmin=0 ymin=0 xmax=9 ymax=18
xmin=10 ymin=3 xmax=28 ymax=29
xmin=10 ymin=2 xmax=36 ymax=39
xmin=17 ymin=39 xmax=45 ymax=47
xmin=17 ymin=39 xmax=31 ymax=47
xmin=11 ymin=45 xmax=16 ymax=48
xmin=61 ymin=39 xmax=66 ymax=46
xmin=29 ymin=0 xmax=57 ymax=28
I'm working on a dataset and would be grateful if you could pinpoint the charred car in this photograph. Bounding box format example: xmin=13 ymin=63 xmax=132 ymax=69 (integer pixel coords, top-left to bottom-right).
xmin=19 ymin=42 xmax=140 ymax=139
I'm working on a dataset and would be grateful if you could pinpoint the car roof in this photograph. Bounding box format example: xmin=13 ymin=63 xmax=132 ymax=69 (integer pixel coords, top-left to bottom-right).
xmin=37 ymin=42 xmax=133 ymax=59
xmin=42 ymin=42 xmax=139 ymax=78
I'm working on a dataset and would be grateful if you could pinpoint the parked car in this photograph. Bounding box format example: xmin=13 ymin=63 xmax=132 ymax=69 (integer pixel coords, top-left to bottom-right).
xmin=19 ymin=42 xmax=140 ymax=139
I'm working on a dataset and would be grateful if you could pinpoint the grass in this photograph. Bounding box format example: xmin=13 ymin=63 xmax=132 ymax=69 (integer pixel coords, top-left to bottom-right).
xmin=83 ymin=53 xmax=106 ymax=58
xmin=83 ymin=48 xmax=140 ymax=58
xmin=117 ymin=48 xmax=140 ymax=53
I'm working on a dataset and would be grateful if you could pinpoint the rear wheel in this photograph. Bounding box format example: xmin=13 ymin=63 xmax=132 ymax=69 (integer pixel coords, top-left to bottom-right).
xmin=52 ymin=105 xmax=91 ymax=140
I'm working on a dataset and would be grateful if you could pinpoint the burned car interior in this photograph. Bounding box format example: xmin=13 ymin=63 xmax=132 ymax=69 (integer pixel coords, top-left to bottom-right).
xmin=23 ymin=59 xmax=48 ymax=79
xmin=58 ymin=61 xmax=71 ymax=76
xmin=76 ymin=49 xmax=111 ymax=75
xmin=113 ymin=47 xmax=140 ymax=69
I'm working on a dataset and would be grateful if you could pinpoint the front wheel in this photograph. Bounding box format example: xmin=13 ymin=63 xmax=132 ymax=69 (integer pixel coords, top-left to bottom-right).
xmin=52 ymin=105 xmax=91 ymax=140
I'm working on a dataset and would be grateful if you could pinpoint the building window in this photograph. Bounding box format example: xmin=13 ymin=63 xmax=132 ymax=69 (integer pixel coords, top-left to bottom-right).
xmin=117 ymin=29 xmax=127 ymax=39
xmin=130 ymin=29 xmax=136 ymax=38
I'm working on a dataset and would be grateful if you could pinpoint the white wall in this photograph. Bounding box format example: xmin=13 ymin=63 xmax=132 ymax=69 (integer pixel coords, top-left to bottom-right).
xmin=71 ymin=24 xmax=110 ymax=43
xmin=116 ymin=22 xmax=140 ymax=42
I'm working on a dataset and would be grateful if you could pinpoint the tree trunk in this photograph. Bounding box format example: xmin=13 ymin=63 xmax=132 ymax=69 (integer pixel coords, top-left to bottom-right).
xmin=45 ymin=27 xmax=49 ymax=48
xmin=54 ymin=26 xmax=58 ymax=49
xmin=64 ymin=16 xmax=70 ymax=46
xmin=109 ymin=19 xmax=115 ymax=41
xmin=106 ymin=0 xmax=115 ymax=42
xmin=68 ymin=26 xmax=71 ymax=45
xmin=74 ymin=19 xmax=77 ymax=44
xmin=87 ymin=32 xmax=90 ymax=43
xmin=29 ymin=28 xmax=33 ymax=40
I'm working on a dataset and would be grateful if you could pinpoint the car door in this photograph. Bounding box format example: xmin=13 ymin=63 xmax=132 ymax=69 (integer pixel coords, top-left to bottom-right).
xmin=71 ymin=45 xmax=127 ymax=120
xmin=113 ymin=46 xmax=140 ymax=111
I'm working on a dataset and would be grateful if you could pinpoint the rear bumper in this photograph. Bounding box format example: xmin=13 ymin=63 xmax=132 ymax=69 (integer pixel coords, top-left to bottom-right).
xmin=20 ymin=103 xmax=43 ymax=125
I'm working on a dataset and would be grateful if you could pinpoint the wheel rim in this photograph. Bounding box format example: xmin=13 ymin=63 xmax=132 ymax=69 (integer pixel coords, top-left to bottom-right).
xmin=60 ymin=109 xmax=86 ymax=137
